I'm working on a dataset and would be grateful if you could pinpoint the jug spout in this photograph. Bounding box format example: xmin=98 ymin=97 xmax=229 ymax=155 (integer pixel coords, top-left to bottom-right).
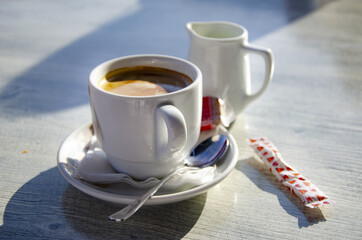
xmin=186 ymin=22 xmax=205 ymax=41
xmin=186 ymin=22 xmax=201 ymax=37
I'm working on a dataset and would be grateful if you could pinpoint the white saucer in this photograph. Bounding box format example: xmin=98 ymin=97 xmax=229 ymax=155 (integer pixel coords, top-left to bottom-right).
xmin=57 ymin=123 xmax=238 ymax=205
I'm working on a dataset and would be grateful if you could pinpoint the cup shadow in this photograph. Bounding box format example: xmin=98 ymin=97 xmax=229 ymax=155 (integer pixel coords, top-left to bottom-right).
xmin=236 ymin=157 xmax=326 ymax=228
xmin=61 ymin=186 xmax=207 ymax=240
xmin=0 ymin=167 xmax=206 ymax=239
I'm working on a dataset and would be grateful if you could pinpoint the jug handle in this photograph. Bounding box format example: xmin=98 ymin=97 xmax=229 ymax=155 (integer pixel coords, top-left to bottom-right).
xmin=242 ymin=43 xmax=274 ymax=102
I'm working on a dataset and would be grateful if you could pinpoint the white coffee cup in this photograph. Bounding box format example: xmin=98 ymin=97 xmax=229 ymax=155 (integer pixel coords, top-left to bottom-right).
xmin=88 ymin=55 xmax=202 ymax=180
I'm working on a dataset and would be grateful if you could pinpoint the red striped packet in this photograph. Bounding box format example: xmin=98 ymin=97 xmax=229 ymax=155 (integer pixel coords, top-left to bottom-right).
xmin=201 ymin=97 xmax=221 ymax=131
xmin=248 ymin=137 xmax=332 ymax=208
xmin=201 ymin=96 xmax=235 ymax=131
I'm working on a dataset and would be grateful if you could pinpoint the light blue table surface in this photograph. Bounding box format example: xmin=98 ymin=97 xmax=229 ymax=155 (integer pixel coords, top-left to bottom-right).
xmin=1 ymin=0 xmax=361 ymax=239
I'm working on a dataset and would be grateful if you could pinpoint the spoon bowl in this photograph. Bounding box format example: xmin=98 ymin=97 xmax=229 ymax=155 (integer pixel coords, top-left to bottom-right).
xmin=187 ymin=134 xmax=229 ymax=167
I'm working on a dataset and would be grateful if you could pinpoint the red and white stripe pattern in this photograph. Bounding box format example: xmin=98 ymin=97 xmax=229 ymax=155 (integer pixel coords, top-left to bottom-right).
xmin=249 ymin=138 xmax=331 ymax=208
xmin=201 ymin=97 xmax=221 ymax=131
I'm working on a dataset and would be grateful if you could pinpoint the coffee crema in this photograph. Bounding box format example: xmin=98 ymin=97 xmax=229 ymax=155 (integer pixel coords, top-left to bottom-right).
xmin=98 ymin=66 xmax=193 ymax=96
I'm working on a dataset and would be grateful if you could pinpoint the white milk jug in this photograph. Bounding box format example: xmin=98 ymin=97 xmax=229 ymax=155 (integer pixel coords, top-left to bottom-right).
xmin=187 ymin=21 xmax=274 ymax=119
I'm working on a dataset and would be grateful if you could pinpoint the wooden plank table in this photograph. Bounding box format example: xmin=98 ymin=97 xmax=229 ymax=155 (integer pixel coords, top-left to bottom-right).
xmin=1 ymin=0 xmax=361 ymax=239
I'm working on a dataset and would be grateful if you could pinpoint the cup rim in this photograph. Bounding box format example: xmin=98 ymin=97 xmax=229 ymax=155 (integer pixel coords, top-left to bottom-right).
xmin=89 ymin=54 xmax=202 ymax=99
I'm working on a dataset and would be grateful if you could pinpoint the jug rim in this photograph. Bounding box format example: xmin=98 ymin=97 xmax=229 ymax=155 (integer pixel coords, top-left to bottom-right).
xmin=186 ymin=21 xmax=247 ymax=42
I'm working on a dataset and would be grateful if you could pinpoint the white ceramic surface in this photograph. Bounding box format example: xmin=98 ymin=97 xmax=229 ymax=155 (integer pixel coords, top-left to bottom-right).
xmin=57 ymin=123 xmax=238 ymax=205
xmin=66 ymin=135 xmax=217 ymax=189
xmin=187 ymin=21 xmax=274 ymax=115
xmin=88 ymin=55 xmax=202 ymax=179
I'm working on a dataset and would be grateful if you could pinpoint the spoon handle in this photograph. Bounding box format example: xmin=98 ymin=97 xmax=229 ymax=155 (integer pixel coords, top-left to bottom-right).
xmin=108 ymin=166 xmax=186 ymax=222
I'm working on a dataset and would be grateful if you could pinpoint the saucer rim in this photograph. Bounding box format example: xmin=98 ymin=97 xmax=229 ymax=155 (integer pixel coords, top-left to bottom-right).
xmin=57 ymin=123 xmax=238 ymax=205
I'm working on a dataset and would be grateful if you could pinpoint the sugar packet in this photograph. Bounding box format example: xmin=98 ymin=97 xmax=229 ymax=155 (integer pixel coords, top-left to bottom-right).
xmin=201 ymin=96 xmax=235 ymax=131
xmin=249 ymin=137 xmax=331 ymax=208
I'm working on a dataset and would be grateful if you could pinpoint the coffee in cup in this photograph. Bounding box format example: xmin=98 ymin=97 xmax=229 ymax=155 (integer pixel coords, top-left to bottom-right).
xmin=97 ymin=66 xmax=193 ymax=96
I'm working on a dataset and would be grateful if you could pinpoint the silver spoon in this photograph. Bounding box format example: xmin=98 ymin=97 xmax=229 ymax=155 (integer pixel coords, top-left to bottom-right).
xmin=108 ymin=134 xmax=229 ymax=222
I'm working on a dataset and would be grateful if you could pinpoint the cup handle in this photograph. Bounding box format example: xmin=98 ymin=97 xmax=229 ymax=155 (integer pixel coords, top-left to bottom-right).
xmin=242 ymin=43 xmax=274 ymax=102
xmin=155 ymin=105 xmax=187 ymax=159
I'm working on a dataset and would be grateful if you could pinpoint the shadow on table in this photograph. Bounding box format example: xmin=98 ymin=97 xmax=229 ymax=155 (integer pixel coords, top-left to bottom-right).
xmin=0 ymin=0 xmax=331 ymax=118
xmin=236 ymin=157 xmax=326 ymax=228
xmin=62 ymin=186 xmax=207 ymax=240
xmin=0 ymin=167 xmax=206 ymax=239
